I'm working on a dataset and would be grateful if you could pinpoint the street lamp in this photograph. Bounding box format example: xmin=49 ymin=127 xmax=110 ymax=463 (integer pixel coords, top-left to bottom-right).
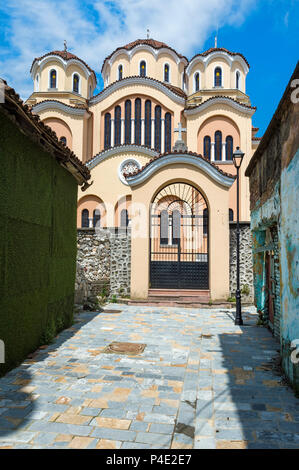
xmin=232 ymin=146 xmax=245 ymax=326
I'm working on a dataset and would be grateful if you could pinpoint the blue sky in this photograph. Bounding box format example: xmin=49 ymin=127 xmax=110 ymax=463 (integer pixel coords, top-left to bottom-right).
xmin=0 ymin=0 xmax=298 ymax=135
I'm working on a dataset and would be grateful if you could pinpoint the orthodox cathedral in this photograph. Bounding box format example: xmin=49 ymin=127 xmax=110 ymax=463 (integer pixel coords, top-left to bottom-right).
xmin=26 ymin=38 xmax=259 ymax=301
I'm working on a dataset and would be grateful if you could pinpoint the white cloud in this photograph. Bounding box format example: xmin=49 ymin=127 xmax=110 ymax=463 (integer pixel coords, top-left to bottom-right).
xmin=0 ymin=0 xmax=256 ymax=99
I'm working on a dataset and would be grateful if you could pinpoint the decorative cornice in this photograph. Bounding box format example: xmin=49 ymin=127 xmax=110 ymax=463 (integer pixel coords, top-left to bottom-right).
xmin=125 ymin=152 xmax=236 ymax=188
xmin=86 ymin=144 xmax=159 ymax=170
xmin=32 ymin=100 xmax=89 ymax=116
xmin=89 ymin=76 xmax=186 ymax=106
xmin=184 ymin=96 xmax=256 ymax=116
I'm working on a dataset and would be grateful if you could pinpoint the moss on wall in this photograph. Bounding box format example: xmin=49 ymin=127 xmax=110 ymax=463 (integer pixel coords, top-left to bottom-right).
xmin=0 ymin=112 xmax=78 ymax=375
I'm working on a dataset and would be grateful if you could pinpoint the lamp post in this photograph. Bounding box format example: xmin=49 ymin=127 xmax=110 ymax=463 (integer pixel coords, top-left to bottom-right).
xmin=232 ymin=147 xmax=245 ymax=326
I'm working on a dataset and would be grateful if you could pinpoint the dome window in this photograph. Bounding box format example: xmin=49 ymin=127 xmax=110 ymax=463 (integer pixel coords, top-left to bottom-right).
xmin=236 ymin=71 xmax=240 ymax=90
xmin=50 ymin=69 xmax=57 ymax=89
xmin=60 ymin=136 xmax=67 ymax=145
xmin=140 ymin=61 xmax=146 ymax=77
xmin=73 ymin=74 xmax=80 ymax=93
xmin=118 ymin=64 xmax=123 ymax=80
xmin=164 ymin=64 xmax=169 ymax=83
xmin=214 ymin=67 xmax=222 ymax=87
xmin=194 ymin=72 xmax=200 ymax=92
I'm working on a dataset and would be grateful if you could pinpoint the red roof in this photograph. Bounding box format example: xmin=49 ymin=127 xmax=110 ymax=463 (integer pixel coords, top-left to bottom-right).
xmin=189 ymin=47 xmax=250 ymax=68
xmin=30 ymin=50 xmax=97 ymax=83
xmin=101 ymin=38 xmax=188 ymax=72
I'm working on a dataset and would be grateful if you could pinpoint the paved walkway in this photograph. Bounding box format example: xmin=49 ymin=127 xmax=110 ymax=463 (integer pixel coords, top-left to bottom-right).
xmin=0 ymin=305 xmax=298 ymax=449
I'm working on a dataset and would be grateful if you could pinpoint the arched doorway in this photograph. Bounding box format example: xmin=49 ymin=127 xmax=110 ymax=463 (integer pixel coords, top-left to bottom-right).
xmin=150 ymin=182 xmax=209 ymax=289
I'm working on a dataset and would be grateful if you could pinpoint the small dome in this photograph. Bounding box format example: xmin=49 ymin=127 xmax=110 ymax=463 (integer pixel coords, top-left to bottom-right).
xmin=31 ymin=50 xmax=97 ymax=83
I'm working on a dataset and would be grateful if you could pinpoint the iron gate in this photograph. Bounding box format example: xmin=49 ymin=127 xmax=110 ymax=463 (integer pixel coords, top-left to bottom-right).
xmin=150 ymin=182 xmax=209 ymax=289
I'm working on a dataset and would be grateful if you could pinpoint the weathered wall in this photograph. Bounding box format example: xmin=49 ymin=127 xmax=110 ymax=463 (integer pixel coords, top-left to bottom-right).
xmin=0 ymin=112 xmax=78 ymax=375
xmin=247 ymin=68 xmax=299 ymax=393
xmin=75 ymin=228 xmax=131 ymax=303
xmin=229 ymin=222 xmax=254 ymax=301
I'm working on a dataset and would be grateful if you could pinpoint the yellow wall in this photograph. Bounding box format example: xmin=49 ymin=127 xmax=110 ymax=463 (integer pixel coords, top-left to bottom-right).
xmin=129 ymin=164 xmax=231 ymax=300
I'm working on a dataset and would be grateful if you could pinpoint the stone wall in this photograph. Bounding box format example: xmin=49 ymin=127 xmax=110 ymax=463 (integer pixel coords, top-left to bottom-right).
xmin=229 ymin=222 xmax=254 ymax=302
xmin=75 ymin=228 xmax=131 ymax=304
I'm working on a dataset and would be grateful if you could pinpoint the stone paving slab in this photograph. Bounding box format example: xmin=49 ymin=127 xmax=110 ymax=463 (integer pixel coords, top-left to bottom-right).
xmin=0 ymin=305 xmax=298 ymax=449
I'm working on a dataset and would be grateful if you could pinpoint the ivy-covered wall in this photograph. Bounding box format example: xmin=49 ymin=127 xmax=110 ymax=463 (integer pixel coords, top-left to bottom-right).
xmin=0 ymin=112 xmax=78 ymax=375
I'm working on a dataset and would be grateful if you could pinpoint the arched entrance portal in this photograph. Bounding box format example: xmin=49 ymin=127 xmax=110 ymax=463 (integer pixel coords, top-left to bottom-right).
xmin=150 ymin=182 xmax=209 ymax=289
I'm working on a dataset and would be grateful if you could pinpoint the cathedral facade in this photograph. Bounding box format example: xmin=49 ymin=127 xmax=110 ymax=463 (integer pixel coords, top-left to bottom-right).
xmin=26 ymin=39 xmax=259 ymax=301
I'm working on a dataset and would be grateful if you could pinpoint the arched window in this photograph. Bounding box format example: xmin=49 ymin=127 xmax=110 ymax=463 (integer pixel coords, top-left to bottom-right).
xmin=50 ymin=69 xmax=57 ymax=89
xmin=73 ymin=73 xmax=80 ymax=93
xmin=114 ymin=105 xmax=121 ymax=146
xmin=203 ymin=136 xmax=211 ymax=160
xmin=194 ymin=72 xmax=200 ymax=92
xmin=160 ymin=210 xmax=169 ymax=245
xmin=140 ymin=61 xmax=146 ymax=77
xmin=226 ymin=136 xmax=233 ymax=160
xmin=203 ymin=208 xmax=208 ymax=235
xmin=165 ymin=112 xmax=172 ymax=152
xmin=35 ymin=74 xmax=39 ymax=91
xmin=118 ymin=64 xmax=123 ymax=80
xmin=154 ymin=105 xmax=161 ymax=152
xmin=60 ymin=136 xmax=67 ymax=145
xmin=81 ymin=209 xmax=89 ymax=228
xmin=89 ymin=85 xmax=92 ymax=98
xmin=134 ymin=98 xmax=141 ymax=145
xmin=236 ymin=71 xmax=240 ymax=89
xmin=145 ymin=100 xmax=151 ymax=147
xmin=164 ymin=64 xmax=169 ymax=82
xmin=104 ymin=112 xmax=111 ymax=149
xmin=93 ymin=209 xmax=101 ymax=227
xmin=214 ymin=67 xmax=222 ymax=87
xmin=215 ymin=130 xmax=222 ymax=160
xmin=120 ymin=209 xmax=129 ymax=228
xmin=229 ymin=208 xmax=234 ymax=222
xmin=125 ymin=100 xmax=131 ymax=144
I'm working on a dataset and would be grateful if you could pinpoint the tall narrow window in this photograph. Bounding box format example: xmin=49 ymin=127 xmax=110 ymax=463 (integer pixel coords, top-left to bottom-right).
xmin=93 ymin=209 xmax=101 ymax=227
xmin=154 ymin=105 xmax=161 ymax=152
xmin=81 ymin=209 xmax=89 ymax=228
xmin=120 ymin=209 xmax=129 ymax=227
xmin=165 ymin=112 xmax=172 ymax=152
xmin=118 ymin=64 xmax=123 ymax=80
xmin=114 ymin=105 xmax=121 ymax=146
xmin=203 ymin=208 xmax=208 ymax=235
xmin=60 ymin=136 xmax=67 ymax=145
xmin=73 ymin=73 xmax=80 ymax=93
xmin=236 ymin=71 xmax=240 ymax=89
xmin=140 ymin=61 xmax=146 ymax=77
xmin=160 ymin=210 xmax=168 ymax=245
xmin=214 ymin=67 xmax=222 ymax=87
xmin=104 ymin=112 xmax=111 ymax=149
xmin=229 ymin=208 xmax=234 ymax=222
xmin=226 ymin=136 xmax=233 ymax=160
xmin=194 ymin=72 xmax=200 ymax=92
xmin=36 ymin=74 xmax=39 ymax=91
xmin=50 ymin=69 xmax=57 ymax=89
xmin=172 ymin=210 xmax=181 ymax=245
xmin=164 ymin=64 xmax=169 ymax=82
xmin=145 ymin=100 xmax=151 ymax=147
xmin=125 ymin=100 xmax=131 ymax=144
xmin=134 ymin=98 xmax=141 ymax=145
xmin=203 ymin=136 xmax=211 ymax=160
xmin=215 ymin=131 xmax=222 ymax=160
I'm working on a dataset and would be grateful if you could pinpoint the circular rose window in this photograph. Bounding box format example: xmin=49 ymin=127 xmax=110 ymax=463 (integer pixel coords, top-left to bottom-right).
xmin=118 ymin=158 xmax=141 ymax=184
